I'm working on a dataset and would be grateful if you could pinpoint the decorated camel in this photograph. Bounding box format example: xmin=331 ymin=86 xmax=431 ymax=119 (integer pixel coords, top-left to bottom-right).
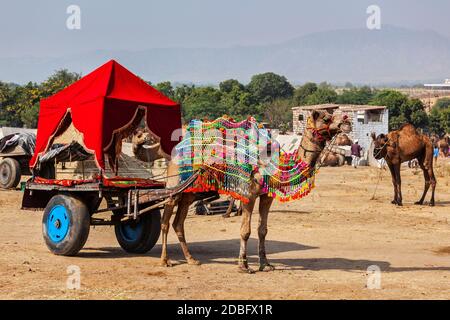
xmin=371 ymin=124 xmax=436 ymax=207
xmin=133 ymin=111 xmax=351 ymax=272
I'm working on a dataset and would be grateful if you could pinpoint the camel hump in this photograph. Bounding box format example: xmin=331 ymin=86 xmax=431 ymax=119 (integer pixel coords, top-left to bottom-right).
xmin=397 ymin=123 xmax=419 ymax=135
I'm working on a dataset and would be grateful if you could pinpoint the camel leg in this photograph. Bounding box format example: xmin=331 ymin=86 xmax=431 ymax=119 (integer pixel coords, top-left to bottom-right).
xmin=415 ymin=158 xmax=430 ymax=205
xmin=387 ymin=163 xmax=399 ymax=205
xmin=160 ymin=197 xmax=177 ymax=267
xmin=238 ymin=198 xmax=256 ymax=273
xmin=236 ymin=201 xmax=243 ymax=216
xmin=222 ymin=198 xmax=235 ymax=218
xmin=429 ymin=167 xmax=437 ymax=207
xmin=172 ymin=193 xmax=200 ymax=265
xmin=258 ymin=194 xmax=274 ymax=272
xmin=426 ymin=146 xmax=437 ymax=206
xmin=394 ymin=164 xmax=403 ymax=206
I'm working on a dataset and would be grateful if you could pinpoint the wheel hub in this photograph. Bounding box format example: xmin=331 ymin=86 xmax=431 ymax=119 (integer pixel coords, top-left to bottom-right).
xmin=47 ymin=205 xmax=70 ymax=243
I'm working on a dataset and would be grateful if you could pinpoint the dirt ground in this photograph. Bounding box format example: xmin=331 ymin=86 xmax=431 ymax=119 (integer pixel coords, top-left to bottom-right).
xmin=0 ymin=160 xmax=449 ymax=300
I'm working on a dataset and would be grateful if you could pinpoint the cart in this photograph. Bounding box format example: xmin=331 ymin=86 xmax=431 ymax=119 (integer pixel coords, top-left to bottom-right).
xmin=20 ymin=60 xmax=190 ymax=256
xmin=22 ymin=172 xmax=199 ymax=256
xmin=0 ymin=134 xmax=54 ymax=189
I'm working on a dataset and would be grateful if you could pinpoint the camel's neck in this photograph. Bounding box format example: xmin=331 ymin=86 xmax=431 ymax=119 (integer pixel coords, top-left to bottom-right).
xmin=297 ymin=128 xmax=326 ymax=169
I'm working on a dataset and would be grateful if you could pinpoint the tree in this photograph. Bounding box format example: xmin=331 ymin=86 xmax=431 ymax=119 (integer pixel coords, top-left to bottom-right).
xmin=429 ymin=98 xmax=450 ymax=135
xmin=173 ymin=84 xmax=195 ymax=104
xmin=433 ymin=97 xmax=450 ymax=111
xmin=440 ymin=108 xmax=450 ymax=133
xmin=154 ymin=81 xmax=175 ymax=100
xmin=370 ymin=90 xmax=409 ymax=130
xmin=182 ymin=86 xmax=227 ymax=122
xmin=305 ymin=85 xmax=338 ymax=105
xmin=429 ymin=108 xmax=445 ymax=135
xmin=219 ymin=79 xmax=244 ymax=93
xmin=40 ymin=69 xmax=81 ymax=97
xmin=293 ymin=82 xmax=317 ymax=105
xmin=0 ymin=82 xmax=14 ymax=126
xmin=336 ymin=86 xmax=375 ymax=105
xmin=247 ymin=72 xmax=294 ymax=104
xmin=402 ymin=98 xmax=428 ymax=130
xmin=20 ymin=103 xmax=40 ymax=128
xmin=261 ymin=98 xmax=293 ymax=133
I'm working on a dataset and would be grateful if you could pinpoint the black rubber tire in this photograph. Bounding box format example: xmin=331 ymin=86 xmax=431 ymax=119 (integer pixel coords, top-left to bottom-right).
xmin=0 ymin=158 xmax=21 ymax=189
xmin=39 ymin=162 xmax=56 ymax=179
xmin=42 ymin=194 xmax=90 ymax=256
xmin=114 ymin=210 xmax=161 ymax=254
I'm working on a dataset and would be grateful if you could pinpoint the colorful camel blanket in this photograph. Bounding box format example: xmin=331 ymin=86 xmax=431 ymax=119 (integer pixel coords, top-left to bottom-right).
xmin=176 ymin=116 xmax=316 ymax=203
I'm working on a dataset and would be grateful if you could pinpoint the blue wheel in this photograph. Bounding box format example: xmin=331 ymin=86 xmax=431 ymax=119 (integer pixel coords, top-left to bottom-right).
xmin=114 ymin=210 xmax=161 ymax=254
xmin=42 ymin=194 xmax=90 ymax=256
xmin=47 ymin=205 xmax=70 ymax=243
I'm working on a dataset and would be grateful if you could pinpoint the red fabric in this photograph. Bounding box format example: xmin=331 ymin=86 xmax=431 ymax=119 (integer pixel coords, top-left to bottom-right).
xmin=30 ymin=60 xmax=181 ymax=169
xmin=102 ymin=176 xmax=165 ymax=188
xmin=33 ymin=176 xmax=99 ymax=187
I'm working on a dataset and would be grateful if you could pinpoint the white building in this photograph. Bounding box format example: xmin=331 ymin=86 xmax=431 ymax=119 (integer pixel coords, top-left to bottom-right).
xmin=292 ymin=104 xmax=389 ymax=157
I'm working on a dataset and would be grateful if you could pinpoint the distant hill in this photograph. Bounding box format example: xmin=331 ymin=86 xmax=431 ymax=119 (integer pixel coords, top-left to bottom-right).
xmin=2 ymin=25 xmax=450 ymax=85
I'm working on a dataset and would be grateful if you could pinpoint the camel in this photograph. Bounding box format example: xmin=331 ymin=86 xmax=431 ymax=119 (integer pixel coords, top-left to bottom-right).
xmin=131 ymin=128 xmax=169 ymax=163
xmin=133 ymin=110 xmax=351 ymax=272
xmin=321 ymin=153 xmax=344 ymax=167
xmin=438 ymin=136 xmax=449 ymax=157
xmin=319 ymin=133 xmax=351 ymax=167
xmin=335 ymin=133 xmax=352 ymax=146
xmin=371 ymin=123 xmax=436 ymax=207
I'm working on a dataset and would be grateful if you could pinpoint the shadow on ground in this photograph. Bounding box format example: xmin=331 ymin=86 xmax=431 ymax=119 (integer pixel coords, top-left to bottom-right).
xmin=80 ymin=238 xmax=450 ymax=273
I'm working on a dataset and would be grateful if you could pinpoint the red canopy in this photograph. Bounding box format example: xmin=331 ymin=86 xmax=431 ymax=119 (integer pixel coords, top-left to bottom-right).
xmin=30 ymin=60 xmax=181 ymax=170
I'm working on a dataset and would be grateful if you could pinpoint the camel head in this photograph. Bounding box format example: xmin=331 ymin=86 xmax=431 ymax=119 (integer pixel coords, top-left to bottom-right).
xmin=308 ymin=110 xmax=352 ymax=142
xmin=131 ymin=128 xmax=155 ymax=146
xmin=371 ymin=132 xmax=389 ymax=160
xmin=131 ymin=128 xmax=167 ymax=162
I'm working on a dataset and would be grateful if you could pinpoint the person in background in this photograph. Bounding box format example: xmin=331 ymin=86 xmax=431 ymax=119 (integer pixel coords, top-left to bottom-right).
xmin=433 ymin=145 xmax=439 ymax=164
xmin=351 ymin=139 xmax=362 ymax=168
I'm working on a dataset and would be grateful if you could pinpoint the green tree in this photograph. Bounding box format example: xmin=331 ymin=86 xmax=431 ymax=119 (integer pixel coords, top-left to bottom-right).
xmin=219 ymin=79 xmax=244 ymax=93
xmin=154 ymin=81 xmax=175 ymax=100
xmin=247 ymin=72 xmax=294 ymax=104
xmin=261 ymin=98 xmax=293 ymax=133
xmin=370 ymin=90 xmax=409 ymax=130
xmin=173 ymin=84 xmax=195 ymax=104
xmin=336 ymin=86 xmax=374 ymax=105
xmin=433 ymin=97 xmax=450 ymax=111
xmin=440 ymin=108 xmax=450 ymax=133
xmin=40 ymin=69 xmax=81 ymax=97
xmin=293 ymin=82 xmax=317 ymax=105
xmin=182 ymin=86 xmax=227 ymax=122
xmin=20 ymin=103 xmax=40 ymax=128
xmin=305 ymin=84 xmax=338 ymax=105
xmin=428 ymin=108 xmax=445 ymax=135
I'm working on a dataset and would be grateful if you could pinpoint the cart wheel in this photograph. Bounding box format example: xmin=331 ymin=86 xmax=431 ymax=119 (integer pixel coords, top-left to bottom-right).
xmin=42 ymin=194 xmax=90 ymax=256
xmin=114 ymin=210 xmax=161 ymax=254
xmin=0 ymin=158 xmax=21 ymax=189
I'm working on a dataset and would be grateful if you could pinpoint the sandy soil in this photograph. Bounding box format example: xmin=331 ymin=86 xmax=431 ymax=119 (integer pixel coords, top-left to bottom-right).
xmin=0 ymin=161 xmax=449 ymax=300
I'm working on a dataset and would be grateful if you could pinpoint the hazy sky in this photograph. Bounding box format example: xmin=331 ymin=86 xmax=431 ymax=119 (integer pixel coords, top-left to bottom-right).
xmin=1 ymin=0 xmax=449 ymax=58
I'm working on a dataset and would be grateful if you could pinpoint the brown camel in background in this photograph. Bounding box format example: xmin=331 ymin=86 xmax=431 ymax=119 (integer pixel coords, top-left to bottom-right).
xmin=133 ymin=111 xmax=351 ymax=272
xmin=438 ymin=136 xmax=449 ymax=157
xmin=371 ymin=124 xmax=436 ymax=206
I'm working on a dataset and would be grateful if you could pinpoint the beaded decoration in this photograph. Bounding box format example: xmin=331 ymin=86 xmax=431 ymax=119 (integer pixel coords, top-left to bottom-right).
xmin=176 ymin=116 xmax=317 ymax=203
